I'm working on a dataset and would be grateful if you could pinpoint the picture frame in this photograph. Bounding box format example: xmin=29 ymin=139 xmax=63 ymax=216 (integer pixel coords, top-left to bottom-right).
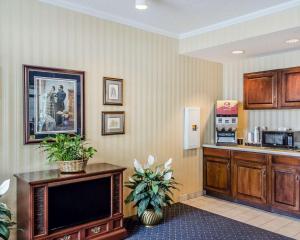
xmin=102 ymin=111 xmax=125 ymax=135
xmin=103 ymin=77 xmax=123 ymax=105
xmin=23 ymin=65 xmax=85 ymax=144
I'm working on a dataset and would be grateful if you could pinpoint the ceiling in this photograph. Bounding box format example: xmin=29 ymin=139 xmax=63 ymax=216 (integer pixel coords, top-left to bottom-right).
xmin=41 ymin=0 xmax=297 ymax=38
xmin=188 ymin=27 xmax=300 ymax=62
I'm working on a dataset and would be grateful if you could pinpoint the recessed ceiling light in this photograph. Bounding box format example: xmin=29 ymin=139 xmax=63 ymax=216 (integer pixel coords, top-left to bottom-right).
xmin=231 ymin=50 xmax=245 ymax=55
xmin=136 ymin=0 xmax=148 ymax=10
xmin=285 ymin=38 xmax=299 ymax=44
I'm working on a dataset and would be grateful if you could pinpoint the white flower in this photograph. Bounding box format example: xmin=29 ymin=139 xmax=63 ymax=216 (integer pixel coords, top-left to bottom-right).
xmin=155 ymin=166 xmax=161 ymax=175
xmin=144 ymin=155 xmax=155 ymax=169
xmin=164 ymin=172 xmax=173 ymax=181
xmin=133 ymin=159 xmax=144 ymax=174
xmin=0 ymin=179 xmax=10 ymax=196
xmin=164 ymin=158 xmax=173 ymax=170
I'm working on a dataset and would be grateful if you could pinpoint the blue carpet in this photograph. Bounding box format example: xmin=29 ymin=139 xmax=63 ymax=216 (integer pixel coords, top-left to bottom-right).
xmin=124 ymin=203 xmax=292 ymax=240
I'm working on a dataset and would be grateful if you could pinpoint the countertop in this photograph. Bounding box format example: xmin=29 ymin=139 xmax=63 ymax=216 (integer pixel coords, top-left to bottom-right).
xmin=202 ymin=143 xmax=300 ymax=157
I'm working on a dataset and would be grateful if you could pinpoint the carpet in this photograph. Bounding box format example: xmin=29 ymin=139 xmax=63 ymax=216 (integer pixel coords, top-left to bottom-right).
xmin=124 ymin=203 xmax=293 ymax=240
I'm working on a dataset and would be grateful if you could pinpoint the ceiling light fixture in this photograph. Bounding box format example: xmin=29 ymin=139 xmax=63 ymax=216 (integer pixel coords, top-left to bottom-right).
xmin=136 ymin=0 xmax=148 ymax=10
xmin=231 ymin=50 xmax=245 ymax=55
xmin=285 ymin=38 xmax=299 ymax=44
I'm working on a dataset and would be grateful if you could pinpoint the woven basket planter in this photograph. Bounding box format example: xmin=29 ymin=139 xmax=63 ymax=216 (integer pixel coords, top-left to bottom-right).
xmin=57 ymin=159 xmax=88 ymax=173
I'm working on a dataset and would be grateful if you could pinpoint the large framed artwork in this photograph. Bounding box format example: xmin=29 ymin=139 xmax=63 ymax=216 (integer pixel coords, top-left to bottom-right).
xmin=23 ymin=65 xmax=85 ymax=144
xmin=102 ymin=111 xmax=125 ymax=135
xmin=103 ymin=77 xmax=123 ymax=105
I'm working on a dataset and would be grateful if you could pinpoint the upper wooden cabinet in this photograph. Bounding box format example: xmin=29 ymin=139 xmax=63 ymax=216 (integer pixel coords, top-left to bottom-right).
xmin=244 ymin=66 xmax=300 ymax=110
xmin=279 ymin=67 xmax=300 ymax=108
xmin=244 ymin=71 xmax=278 ymax=109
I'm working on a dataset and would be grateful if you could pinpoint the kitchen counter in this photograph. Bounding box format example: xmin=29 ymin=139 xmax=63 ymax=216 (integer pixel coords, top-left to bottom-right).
xmin=202 ymin=143 xmax=300 ymax=157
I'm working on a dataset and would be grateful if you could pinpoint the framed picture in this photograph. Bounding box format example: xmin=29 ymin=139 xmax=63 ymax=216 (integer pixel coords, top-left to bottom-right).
xmin=102 ymin=111 xmax=125 ymax=135
xmin=103 ymin=77 xmax=123 ymax=105
xmin=23 ymin=65 xmax=85 ymax=144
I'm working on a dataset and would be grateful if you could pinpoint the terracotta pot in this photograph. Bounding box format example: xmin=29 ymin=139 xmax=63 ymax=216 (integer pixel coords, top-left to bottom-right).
xmin=140 ymin=209 xmax=162 ymax=226
xmin=57 ymin=159 xmax=88 ymax=173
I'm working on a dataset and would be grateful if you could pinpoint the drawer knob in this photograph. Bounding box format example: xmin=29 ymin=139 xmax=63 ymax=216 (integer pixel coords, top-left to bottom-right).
xmin=59 ymin=235 xmax=71 ymax=240
xmin=91 ymin=226 xmax=102 ymax=234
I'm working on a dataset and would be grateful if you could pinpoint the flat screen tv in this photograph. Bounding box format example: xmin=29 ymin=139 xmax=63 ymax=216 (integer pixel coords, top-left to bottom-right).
xmin=48 ymin=177 xmax=111 ymax=232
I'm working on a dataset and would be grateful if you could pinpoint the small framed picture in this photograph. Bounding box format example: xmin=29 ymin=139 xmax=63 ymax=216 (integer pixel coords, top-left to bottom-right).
xmin=103 ymin=77 xmax=123 ymax=105
xmin=23 ymin=65 xmax=85 ymax=144
xmin=102 ymin=111 xmax=125 ymax=135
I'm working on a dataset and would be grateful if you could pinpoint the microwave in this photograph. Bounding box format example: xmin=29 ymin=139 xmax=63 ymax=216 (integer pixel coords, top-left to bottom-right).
xmin=261 ymin=131 xmax=300 ymax=149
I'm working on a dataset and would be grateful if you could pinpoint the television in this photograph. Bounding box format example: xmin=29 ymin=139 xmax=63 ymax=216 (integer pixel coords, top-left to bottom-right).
xmin=48 ymin=177 xmax=111 ymax=232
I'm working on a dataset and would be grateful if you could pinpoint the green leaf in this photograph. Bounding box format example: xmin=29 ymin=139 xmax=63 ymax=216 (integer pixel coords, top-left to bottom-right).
xmin=152 ymin=184 xmax=159 ymax=194
xmin=0 ymin=223 xmax=10 ymax=240
xmin=134 ymin=192 xmax=148 ymax=202
xmin=137 ymin=198 xmax=150 ymax=217
xmin=125 ymin=191 xmax=135 ymax=204
xmin=135 ymin=182 xmax=147 ymax=195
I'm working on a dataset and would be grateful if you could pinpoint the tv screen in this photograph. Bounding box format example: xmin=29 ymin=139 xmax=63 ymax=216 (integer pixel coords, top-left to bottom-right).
xmin=48 ymin=177 xmax=111 ymax=232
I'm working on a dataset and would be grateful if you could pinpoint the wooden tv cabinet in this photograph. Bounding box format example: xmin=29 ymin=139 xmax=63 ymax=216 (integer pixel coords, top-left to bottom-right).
xmin=14 ymin=163 xmax=127 ymax=240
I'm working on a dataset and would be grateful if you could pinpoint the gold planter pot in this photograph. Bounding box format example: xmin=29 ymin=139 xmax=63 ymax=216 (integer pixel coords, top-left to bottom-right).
xmin=57 ymin=159 xmax=88 ymax=173
xmin=140 ymin=209 xmax=162 ymax=227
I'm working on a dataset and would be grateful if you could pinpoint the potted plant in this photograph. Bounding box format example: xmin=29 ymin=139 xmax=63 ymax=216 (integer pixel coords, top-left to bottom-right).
xmin=40 ymin=134 xmax=97 ymax=173
xmin=125 ymin=155 xmax=178 ymax=226
xmin=0 ymin=179 xmax=15 ymax=240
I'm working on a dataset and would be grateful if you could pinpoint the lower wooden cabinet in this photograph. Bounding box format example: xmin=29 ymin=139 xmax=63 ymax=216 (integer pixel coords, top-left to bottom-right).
xmin=203 ymin=147 xmax=300 ymax=217
xmin=271 ymin=155 xmax=300 ymax=213
xmin=203 ymin=148 xmax=231 ymax=196
xmin=204 ymin=156 xmax=231 ymax=195
xmin=231 ymin=151 xmax=268 ymax=206
xmin=233 ymin=159 xmax=267 ymax=205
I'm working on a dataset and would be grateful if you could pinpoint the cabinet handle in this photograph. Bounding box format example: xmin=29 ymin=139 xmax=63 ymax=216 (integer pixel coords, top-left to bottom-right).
xmin=296 ymin=175 xmax=299 ymax=181
xmin=263 ymin=169 xmax=266 ymax=176
xmin=58 ymin=235 xmax=71 ymax=240
xmin=91 ymin=226 xmax=102 ymax=234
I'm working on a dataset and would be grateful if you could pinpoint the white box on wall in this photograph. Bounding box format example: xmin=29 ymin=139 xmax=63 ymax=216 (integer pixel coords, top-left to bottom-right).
xmin=184 ymin=107 xmax=200 ymax=150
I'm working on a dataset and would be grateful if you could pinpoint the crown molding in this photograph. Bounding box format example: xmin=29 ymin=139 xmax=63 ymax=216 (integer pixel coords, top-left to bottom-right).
xmin=179 ymin=0 xmax=300 ymax=39
xmin=39 ymin=0 xmax=179 ymax=39
xmin=40 ymin=0 xmax=300 ymax=40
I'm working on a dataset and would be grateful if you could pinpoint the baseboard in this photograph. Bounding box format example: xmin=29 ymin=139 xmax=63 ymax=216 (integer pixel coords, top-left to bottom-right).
xmin=179 ymin=190 xmax=204 ymax=202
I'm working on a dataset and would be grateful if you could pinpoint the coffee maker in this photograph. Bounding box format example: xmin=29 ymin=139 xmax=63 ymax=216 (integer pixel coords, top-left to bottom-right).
xmin=215 ymin=100 xmax=238 ymax=145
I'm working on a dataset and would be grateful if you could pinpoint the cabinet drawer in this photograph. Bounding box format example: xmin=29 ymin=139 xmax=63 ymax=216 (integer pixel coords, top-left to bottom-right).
xmin=203 ymin=147 xmax=230 ymax=159
xmin=232 ymin=151 xmax=267 ymax=164
xmin=86 ymin=222 xmax=109 ymax=238
xmin=52 ymin=232 xmax=80 ymax=240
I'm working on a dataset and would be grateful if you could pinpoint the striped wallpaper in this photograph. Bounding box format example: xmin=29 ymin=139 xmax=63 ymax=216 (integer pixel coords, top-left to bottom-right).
xmin=223 ymin=49 xmax=300 ymax=136
xmin=0 ymin=0 xmax=222 ymax=232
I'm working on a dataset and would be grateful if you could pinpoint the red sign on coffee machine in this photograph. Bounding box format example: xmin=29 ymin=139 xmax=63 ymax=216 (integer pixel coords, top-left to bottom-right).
xmin=216 ymin=100 xmax=238 ymax=116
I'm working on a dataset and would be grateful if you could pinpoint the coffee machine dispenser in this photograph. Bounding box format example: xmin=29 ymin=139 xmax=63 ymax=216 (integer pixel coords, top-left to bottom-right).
xmin=215 ymin=100 xmax=238 ymax=145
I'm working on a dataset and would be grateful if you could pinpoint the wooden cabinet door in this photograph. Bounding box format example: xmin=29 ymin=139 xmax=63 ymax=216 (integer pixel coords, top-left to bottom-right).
xmin=204 ymin=156 xmax=231 ymax=195
xmin=279 ymin=67 xmax=300 ymax=108
xmin=233 ymin=160 xmax=267 ymax=205
xmin=272 ymin=164 xmax=300 ymax=212
xmin=244 ymin=71 xmax=278 ymax=109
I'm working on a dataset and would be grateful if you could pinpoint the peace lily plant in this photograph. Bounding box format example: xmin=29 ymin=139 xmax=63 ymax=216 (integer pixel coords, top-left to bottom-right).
xmin=125 ymin=155 xmax=178 ymax=226
xmin=0 ymin=179 xmax=15 ymax=240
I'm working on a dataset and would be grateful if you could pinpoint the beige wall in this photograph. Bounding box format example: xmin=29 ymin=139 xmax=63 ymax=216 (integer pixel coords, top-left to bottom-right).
xmin=223 ymin=50 xmax=300 ymax=135
xmin=0 ymin=0 xmax=222 ymax=231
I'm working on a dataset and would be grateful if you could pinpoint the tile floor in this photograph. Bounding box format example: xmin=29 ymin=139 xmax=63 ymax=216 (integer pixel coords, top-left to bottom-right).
xmin=182 ymin=195 xmax=300 ymax=239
